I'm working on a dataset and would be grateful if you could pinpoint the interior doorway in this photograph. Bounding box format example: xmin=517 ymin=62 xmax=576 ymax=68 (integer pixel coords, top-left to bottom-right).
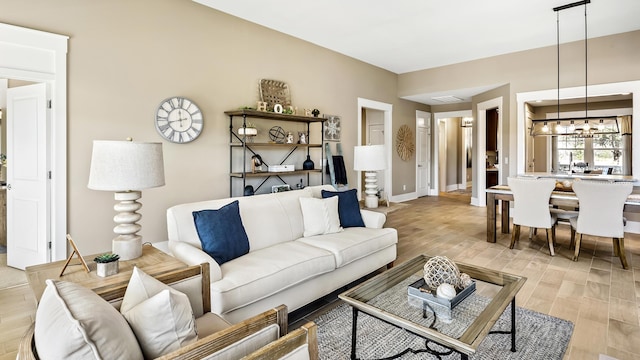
xmin=433 ymin=110 xmax=472 ymax=197
xmin=475 ymin=97 xmax=503 ymax=207
xmin=0 ymin=23 xmax=68 ymax=269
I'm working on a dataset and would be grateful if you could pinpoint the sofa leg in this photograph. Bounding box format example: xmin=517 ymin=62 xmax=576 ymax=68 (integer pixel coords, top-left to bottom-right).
xmin=386 ymin=262 xmax=394 ymax=269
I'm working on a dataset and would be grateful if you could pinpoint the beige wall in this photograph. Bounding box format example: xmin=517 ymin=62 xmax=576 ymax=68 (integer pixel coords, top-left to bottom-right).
xmin=400 ymin=31 xmax=640 ymax=198
xmin=0 ymin=0 xmax=427 ymax=254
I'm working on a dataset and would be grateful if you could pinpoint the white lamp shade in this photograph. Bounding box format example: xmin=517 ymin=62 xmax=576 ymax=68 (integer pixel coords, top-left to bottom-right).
xmin=354 ymin=145 xmax=386 ymax=171
xmin=88 ymin=140 xmax=165 ymax=191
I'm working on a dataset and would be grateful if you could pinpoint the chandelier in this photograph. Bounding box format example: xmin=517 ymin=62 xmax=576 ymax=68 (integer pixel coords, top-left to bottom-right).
xmin=530 ymin=1 xmax=621 ymax=138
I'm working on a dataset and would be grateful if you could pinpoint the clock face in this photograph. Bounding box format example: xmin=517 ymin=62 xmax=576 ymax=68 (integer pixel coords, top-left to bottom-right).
xmin=155 ymin=97 xmax=203 ymax=143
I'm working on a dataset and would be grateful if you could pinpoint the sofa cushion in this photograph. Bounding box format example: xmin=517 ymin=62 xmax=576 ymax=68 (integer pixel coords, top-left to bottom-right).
xmin=321 ymin=189 xmax=365 ymax=228
xmin=299 ymin=196 xmax=342 ymax=237
xmin=120 ymin=267 xmax=198 ymax=358
xmin=297 ymin=227 xmax=398 ymax=268
xmin=210 ymin=242 xmax=335 ymax=314
xmin=193 ymin=200 xmax=250 ymax=265
xmin=34 ymin=280 xmax=143 ymax=360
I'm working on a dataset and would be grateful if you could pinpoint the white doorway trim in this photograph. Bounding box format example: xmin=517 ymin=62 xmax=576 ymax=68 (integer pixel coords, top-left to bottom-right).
xmin=357 ymin=98 xmax=393 ymax=201
xmin=433 ymin=110 xmax=471 ymax=197
xmin=475 ymin=97 xmax=503 ymax=207
xmin=416 ymin=110 xmax=431 ymax=197
xmin=0 ymin=22 xmax=68 ymax=262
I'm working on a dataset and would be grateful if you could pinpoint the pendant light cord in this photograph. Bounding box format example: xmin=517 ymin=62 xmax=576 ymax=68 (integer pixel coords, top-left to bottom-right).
xmin=584 ymin=3 xmax=588 ymax=119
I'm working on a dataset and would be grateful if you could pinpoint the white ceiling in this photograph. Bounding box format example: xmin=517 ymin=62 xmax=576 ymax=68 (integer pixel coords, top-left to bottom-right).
xmin=194 ymin=0 xmax=640 ymax=105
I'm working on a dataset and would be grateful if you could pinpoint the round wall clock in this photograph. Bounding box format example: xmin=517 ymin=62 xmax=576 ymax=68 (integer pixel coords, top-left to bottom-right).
xmin=155 ymin=97 xmax=203 ymax=143
xmin=396 ymin=124 xmax=415 ymax=161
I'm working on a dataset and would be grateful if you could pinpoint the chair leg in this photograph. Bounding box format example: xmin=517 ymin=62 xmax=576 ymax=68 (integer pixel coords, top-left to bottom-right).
xmin=570 ymin=228 xmax=576 ymax=249
xmin=552 ymin=226 xmax=557 ymax=246
xmin=546 ymin=228 xmax=555 ymax=256
xmin=572 ymin=233 xmax=582 ymax=261
xmin=528 ymin=227 xmax=534 ymax=239
xmin=614 ymin=237 xmax=629 ymax=270
xmin=510 ymin=225 xmax=520 ymax=249
xmin=612 ymin=238 xmax=620 ymax=256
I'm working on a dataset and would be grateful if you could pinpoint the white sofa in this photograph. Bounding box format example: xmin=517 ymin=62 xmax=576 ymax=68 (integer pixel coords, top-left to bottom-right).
xmin=167 ymin=185 xmax=398 ymax=323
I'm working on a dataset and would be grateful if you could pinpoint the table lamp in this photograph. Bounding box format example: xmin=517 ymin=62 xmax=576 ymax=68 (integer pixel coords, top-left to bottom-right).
xmin=88 ymin=139 xmax=165 ymax=260
xmin=354 ymin=145 xmax=386 ymax=208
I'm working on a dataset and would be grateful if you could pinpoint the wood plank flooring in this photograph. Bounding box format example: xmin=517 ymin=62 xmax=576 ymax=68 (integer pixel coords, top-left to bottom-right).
xmin=1 ymin=192 xmax=638 ymax=359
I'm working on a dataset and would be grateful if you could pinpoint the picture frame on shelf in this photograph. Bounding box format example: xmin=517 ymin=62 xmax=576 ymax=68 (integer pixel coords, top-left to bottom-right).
xmin=272 ymin=184 xmax=291 ymax=193
xmin=324 ymin=115 xmax=341 ymax=141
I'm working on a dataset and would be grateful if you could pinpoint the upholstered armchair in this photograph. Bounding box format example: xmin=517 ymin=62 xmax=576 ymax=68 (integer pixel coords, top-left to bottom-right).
xmin=18 ymin=262 xmax=318 ymax=359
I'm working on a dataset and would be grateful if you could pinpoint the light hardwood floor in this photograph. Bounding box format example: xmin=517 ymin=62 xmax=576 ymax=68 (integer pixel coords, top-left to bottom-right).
xmin=1 ymin=193 xmax=639 ymax=359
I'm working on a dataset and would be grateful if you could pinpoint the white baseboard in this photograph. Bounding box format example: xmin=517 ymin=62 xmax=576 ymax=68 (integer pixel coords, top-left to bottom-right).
xmin=445 ymin=184 xmax=458 ymax=192
xmin=389 ymin=191 xmax=417 ymax=203
xmin=471 ymin=197 xmax=481 ymax=206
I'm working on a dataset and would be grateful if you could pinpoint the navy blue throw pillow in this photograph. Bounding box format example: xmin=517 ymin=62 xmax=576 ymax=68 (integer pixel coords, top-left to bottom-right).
xmin=321 ymin=189 xmax=365 ymax=228
xmin=192 ymin=200 xmax=250 ymax=265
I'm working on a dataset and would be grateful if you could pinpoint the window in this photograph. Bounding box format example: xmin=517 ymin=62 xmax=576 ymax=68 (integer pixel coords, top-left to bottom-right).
xmin=556 ymin=133 xmax=623 ymax=174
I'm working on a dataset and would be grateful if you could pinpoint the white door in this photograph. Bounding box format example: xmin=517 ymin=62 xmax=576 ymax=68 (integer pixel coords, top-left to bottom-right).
xmin=417 ymin=112 xmax=430 ymax=197
xmin=7 ymin=83 xmax=50 ymax=269
xmin=362 ymin=109 xmax=387 ymax=195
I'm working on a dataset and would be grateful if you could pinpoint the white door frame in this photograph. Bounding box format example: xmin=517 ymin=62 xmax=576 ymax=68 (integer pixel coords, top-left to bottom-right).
xmin=0 ymin=23 xmax=68 ymax=262
xmin=357 ymin=98 xmax=392 ymax=201
xmin=416 ymin=110 xmax=431 ymax=197
xmin=475 ymin=97 xmax=503 ymax=207
xmin=433 ymin=110 xmax=471 ymax=197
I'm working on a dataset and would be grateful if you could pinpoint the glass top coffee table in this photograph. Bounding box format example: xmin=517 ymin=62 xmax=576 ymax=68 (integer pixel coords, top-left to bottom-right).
xmin=338 ymin=254 xmax=526 ymax=360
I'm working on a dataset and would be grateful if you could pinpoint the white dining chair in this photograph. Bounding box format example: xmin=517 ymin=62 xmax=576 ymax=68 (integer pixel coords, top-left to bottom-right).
xmin=570 ymin=180 xmax=633 ymax=269
xmin=507 ymin=177 xmax=557 ymax=255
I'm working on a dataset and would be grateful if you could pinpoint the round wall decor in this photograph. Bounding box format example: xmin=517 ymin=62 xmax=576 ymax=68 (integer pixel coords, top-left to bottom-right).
xmin=396 ymin=124 xmax=415 ymax=161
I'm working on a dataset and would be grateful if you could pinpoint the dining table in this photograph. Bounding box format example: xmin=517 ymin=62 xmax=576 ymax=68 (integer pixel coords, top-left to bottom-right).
xmin=486 ymin=185 xmax=640 ymax=243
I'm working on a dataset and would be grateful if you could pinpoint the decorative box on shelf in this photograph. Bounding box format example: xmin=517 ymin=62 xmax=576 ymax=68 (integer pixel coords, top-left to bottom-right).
xmin=268 ymin=164 xmax=295 ymax=172
xmin=407 ymin=278 xmax=476 ymax=322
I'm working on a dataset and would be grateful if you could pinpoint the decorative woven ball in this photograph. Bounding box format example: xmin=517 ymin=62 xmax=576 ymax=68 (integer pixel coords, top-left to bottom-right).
xmin=268 ymin=126 xmax=286 ymax=143
xmin=459 ymin=273 xmax=473 ymax=289
xmin=423 ymin=256 xmax=461 ymax=290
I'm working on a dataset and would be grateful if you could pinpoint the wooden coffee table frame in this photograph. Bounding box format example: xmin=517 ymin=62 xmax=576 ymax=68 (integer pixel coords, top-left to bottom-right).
xmin=339 ymin=255 xmax=526 ymax=360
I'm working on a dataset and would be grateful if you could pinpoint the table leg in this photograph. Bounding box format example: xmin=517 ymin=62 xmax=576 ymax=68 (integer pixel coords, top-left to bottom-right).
xmin=487 ymin=192 xmax=497 ymax=243
xmin=351 ymin=307 xmax=359 ymax=360
xmin=510 ymin=297 xmax=516 ymax=352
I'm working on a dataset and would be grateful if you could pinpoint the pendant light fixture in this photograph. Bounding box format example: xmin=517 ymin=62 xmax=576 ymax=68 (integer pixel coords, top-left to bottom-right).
xmin=530 ymin=0 xmax=619 ymax=137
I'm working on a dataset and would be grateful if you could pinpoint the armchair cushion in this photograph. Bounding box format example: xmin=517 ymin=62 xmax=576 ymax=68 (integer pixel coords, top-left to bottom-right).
xmin=193 ymin=200 xmax=250 ymax=265
xmin=121 ymin=267 xmax=198 ymax=358
xmin=34 ymin=280 xmax=143 ymax=360
xmin=321 ymin=189 xmax=365 ymax=228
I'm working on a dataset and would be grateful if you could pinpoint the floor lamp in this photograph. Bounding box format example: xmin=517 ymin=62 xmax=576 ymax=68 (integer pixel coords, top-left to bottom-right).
xmin=88 ymin=139 xmax=165 ymax=260
xmin=354 ymin=145 xmax=386 ymax=209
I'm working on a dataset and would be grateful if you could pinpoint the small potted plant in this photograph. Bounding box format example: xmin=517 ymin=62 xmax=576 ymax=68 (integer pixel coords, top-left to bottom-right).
xmin=94 ymin=253 xmax=120 ymax=277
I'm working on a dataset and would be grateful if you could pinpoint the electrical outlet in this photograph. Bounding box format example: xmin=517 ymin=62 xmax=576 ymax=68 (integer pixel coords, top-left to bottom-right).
xmin=403 ymin=185 xmax=407 ymax=191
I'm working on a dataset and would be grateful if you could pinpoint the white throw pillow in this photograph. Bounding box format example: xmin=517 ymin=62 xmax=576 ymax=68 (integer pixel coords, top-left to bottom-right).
xmin=120 ymin=267 xmax=198 ymax=358
xmin=299 ymin=196 xmax=343 ymax=237
xmin=34 ymin=279 xmax=143 ymax=360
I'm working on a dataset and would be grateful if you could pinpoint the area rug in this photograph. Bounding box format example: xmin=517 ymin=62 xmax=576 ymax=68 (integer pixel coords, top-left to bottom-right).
xmin=315 ymin=283 xmax=573 ymax=359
